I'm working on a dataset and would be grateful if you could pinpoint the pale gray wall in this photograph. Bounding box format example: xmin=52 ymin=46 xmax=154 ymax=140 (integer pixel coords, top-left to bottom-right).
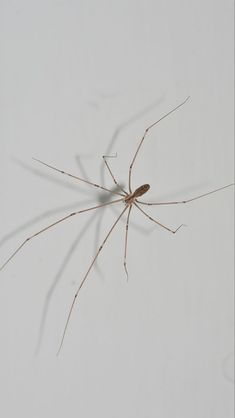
xmin=0 ymin=1 xmax=234 ymax=417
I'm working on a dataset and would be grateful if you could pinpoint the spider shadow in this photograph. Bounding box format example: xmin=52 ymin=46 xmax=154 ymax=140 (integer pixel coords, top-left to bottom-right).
xmin=33 ymin=98 xmax=163 ymax=354
xmin=1 ymin=96 xmax=164 ymax=354
xmin=3 ymin=94 xmax=208 ymax=355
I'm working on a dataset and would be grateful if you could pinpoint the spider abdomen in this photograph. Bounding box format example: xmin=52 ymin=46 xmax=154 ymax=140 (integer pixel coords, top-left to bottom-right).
xmin=133 ymin=184 xmax=150 ymax=198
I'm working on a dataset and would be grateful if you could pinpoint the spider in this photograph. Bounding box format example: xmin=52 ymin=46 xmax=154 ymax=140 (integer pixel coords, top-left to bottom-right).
xmin=1 ymin=96 xmax=233 ymax=354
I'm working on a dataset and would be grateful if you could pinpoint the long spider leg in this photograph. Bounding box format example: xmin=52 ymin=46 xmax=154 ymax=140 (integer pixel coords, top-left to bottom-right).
xmin=123 ymin=205 xmax=132 ymax=280
xmin=15 ymin=158 xmax=91 ymax=197
xmin=134 ymin=203 xmax=185 ymax=234
xmin=128 ymin=96 xmax=190 ymax=193
xmin=0 ymin=198 xmax=124 ymax=272
xmin=136 ymin=183 xmax=235 ymax=206
xmin=35 ymin=210 xmax=99 ymax=355
xmin=102 ymin=154 xmax=128 ymax=195
xmin=33 ymin=158 xmax=125 ymax=197
xmin=100 ymin=97 xmax=163 ymax=187
xmin=57 ymin=204 xmax=128 ymax=355
xmin=0 ymin=199 xmax=93 ymax=250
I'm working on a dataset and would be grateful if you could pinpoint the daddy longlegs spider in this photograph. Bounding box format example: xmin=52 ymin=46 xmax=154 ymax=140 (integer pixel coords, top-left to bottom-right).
xmin=1 ymin=96 xmax=234 ymax=354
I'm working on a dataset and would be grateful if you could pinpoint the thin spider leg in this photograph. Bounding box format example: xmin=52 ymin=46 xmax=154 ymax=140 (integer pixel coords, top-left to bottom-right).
xmin=57 ymin=204 xmax=128 ymax=355
xmin=0 ymin=198 xmax=124 ymax=272
xmin=35 ymin=210 xmax=99 ymax=355
xmin=0 ymin=200 xmax=90 ymax=249
xmin=123 ymin=205 xmax=132 ymax=280
xmin=128 ymin=96 xmax=190 ymax=192
xmin=100 ymin=98 xmax=163 ymax=188
xmin=102 ymin=154 xmax=128 ymax=195
xmin=134 ymin=203 xmax=185 ymax=234
xmin=33 ymin=158 xmax=125 ymax=197
xmin=136 ymin=183 xmax=235 ymax=206
xmin=15 ymin=158 xmax=91 ymax=197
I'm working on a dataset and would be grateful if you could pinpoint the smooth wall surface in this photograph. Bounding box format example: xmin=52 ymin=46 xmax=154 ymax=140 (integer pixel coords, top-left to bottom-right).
xmin=0 ymin=1 xmax=234 ymax=417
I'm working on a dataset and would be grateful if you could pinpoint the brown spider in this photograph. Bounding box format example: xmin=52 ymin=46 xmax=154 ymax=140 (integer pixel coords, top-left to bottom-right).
xmin=0 ymin=96 xmax=233 ymax=354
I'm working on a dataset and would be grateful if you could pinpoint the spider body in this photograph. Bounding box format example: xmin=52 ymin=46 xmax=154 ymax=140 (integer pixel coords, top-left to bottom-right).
xmin=124 ymin=184 xmax=150 ymax=205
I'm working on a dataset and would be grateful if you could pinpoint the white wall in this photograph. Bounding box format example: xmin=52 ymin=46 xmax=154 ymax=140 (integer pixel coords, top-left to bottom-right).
xmin=0 ymin=1 xmax=234 ymax=417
